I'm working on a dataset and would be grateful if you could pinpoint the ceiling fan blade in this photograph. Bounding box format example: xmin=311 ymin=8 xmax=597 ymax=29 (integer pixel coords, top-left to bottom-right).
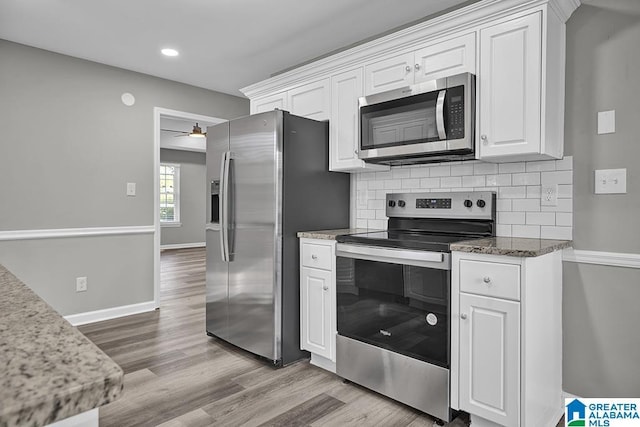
xmin=161 ymin=129 xmax=189 ymax=134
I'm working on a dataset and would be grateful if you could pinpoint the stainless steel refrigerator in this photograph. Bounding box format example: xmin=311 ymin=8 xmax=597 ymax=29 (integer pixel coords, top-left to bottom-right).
xmin=205 ymin=110 xmax=350 ymax=366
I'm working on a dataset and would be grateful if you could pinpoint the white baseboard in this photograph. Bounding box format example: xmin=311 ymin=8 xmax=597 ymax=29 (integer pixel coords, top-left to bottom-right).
xmin=65 ymin=301 xmax=157 ymax=326
xmin=0 ymin=225 xmax=154 ymax=241
xmin=160 ymin=242 xmax=205 ymax=250
xmin=563 ymin=248 xmax=640 ymax=269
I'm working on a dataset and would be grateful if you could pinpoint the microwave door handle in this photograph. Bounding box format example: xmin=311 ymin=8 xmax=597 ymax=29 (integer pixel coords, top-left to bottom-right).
xmin=436 ymin=89 xmax=447 ymax=140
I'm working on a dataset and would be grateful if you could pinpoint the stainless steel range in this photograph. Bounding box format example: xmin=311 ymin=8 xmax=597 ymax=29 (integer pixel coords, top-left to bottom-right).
xmin=335 ymin=191 xmax=496 ymax=423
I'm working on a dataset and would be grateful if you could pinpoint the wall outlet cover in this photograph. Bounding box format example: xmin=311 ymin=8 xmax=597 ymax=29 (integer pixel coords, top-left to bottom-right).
xmin=126 ymin=182 xmax=136 ymax=196
xmin=595 ymin=168 xmax=627 ymax=194
xmin=76 ymin=276 xmax=88 ymax=292
xmin=541 ymin=185 xmax=558 ymax=206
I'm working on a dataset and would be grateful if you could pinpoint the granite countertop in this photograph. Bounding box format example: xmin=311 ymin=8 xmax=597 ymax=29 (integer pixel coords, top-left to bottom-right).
xmin=297 ymin=228 xmax=370 ymax=240
xmin=450 ymin=237 xmax=572 ymax=257
xmin=0 ymin=265 xmax=123 ymax=427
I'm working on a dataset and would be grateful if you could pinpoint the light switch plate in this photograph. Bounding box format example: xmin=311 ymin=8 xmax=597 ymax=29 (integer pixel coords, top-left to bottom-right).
xmin=595 ymin=168 xmax=626 ymax=194
xmin=597 ymin=110 xmax=615 ymax=134
xmin=127 ymin=182 xmax=136 ymax=196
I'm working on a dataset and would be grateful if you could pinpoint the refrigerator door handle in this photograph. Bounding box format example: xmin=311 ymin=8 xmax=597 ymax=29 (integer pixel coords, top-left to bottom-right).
xmin=220 ymin=151 xmax=232 ymax=262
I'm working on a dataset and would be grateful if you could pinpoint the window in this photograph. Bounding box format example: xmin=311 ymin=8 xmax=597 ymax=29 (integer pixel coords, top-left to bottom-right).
xmin=160 ymin=163 xmax=180 ymax=224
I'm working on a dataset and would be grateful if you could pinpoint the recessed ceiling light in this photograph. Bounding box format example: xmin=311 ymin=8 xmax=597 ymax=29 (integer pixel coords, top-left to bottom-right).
xmin=161 ymin=48 xmax=179 ymax=57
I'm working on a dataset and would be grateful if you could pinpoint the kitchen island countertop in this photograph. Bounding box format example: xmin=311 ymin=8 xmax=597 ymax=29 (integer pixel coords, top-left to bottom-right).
xmin=0 ymin=264 xmax=123 ymax=427
xmin=450 ymin=236 xmax=572 ymax=257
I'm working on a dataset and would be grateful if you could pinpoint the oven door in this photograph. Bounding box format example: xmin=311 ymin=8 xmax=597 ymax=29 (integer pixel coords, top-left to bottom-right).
xmin=335 ymin=244 xmax=451 ymax=368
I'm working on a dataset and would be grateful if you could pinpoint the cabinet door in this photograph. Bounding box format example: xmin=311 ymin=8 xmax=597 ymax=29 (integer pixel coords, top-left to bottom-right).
xmin=287 ymin=78 xmax=330 ymax=121
xmin=364 ymin=52 xmax=414 ymax=95
xmin=300 ymin=267 xmax=333 ymax=360
xmin=252 ymin=92 xmax=287 ymax=114
xmin=459 ymin=293 xmax=520 ymax=426
xmin=414 ymin=33 xmax=476 ymax=83
xmin=478 ymin=12 xmax=542 ymax=158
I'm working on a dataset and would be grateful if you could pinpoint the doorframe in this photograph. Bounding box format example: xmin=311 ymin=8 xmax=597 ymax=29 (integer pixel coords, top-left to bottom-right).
xmin=153 ymin=107 xmax=225 ymax=309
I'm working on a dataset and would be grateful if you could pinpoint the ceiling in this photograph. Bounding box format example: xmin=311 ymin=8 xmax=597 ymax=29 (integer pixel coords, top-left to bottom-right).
xmin=0 ymin=0 xmax=473 ymax=97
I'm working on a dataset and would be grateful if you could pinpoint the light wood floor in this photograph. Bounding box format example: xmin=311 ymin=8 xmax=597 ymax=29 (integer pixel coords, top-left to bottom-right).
xmin=79 ymin=248 xmax=468 ymax=426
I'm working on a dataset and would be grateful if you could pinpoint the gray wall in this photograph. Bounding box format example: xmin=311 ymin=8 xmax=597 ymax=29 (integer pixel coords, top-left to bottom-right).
xmin=160 ymin=149 xmax=206 ymax=247
xmin=0 ymin=39 xmax=248 ymax=315
xmin=563 ymin=3 xmax=640 ymax=397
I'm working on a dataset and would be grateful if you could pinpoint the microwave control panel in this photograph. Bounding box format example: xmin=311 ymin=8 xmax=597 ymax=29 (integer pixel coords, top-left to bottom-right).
xmin=446 ymin=85 xmax=465 ymax=140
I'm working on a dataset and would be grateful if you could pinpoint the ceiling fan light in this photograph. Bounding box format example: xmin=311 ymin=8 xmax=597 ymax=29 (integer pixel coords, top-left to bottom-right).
xmin=189 ymin=123 xmax=206 ymax=138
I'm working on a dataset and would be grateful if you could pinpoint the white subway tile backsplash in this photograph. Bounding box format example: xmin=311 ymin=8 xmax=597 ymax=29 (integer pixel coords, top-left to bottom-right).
xmin=402 ymin=178 xmax=421 ymax=188
xmin=512 ymin=172 xmax=541 ymax=186
xmin=499 ymin=162 xmax=526 ymax=174
xmin=354 ymin=158 xmax=572 ymax=234
xmin=526 ymin=212 xmax=556 ymax=225
xmin=555 ymin=212 xmax=573 ymax=227
xmin=541 ymin=170 xmax=573 ymax=186
xmin=410 ymin=167 xmax=430 ymax=178
xmin=496 ymin=224 xmax=512 ymax=237
xmin=499 ymin=186 xmax=527 ymax=199
xmin=496 ymin=199 xmax=512 ymax=212
xmin=420 ymin=177 xmax=441 ymax=188
xmin=498 ymin=212 xmax=526 ymax=224
xmin=463 ymin=175 xmax=485 ymax=187
xmin=474 ymin=163 xmax=498 ymax=175
xmin=441 ymin=176 xmax=462 ymax=188
xmin=430 ymin=165 xmax=451 ymax=177
xmin=526 ymin=160 xmax=556 ymax=172
xmin=555 ymin=156 xmax=573 ymax=171
xmin=541 ymin=226 xmax=572 ymax=240
xmin=512 ymin=225 xmax=541 ymax=238
xmin=513 ymin=199 xmax=540 ymax=212
xmin=451 ymin=164 xmax=475 ymax=176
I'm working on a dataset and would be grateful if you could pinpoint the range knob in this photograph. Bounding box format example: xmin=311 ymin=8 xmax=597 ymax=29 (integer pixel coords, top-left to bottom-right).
xmin=388 ymin=200 xmax=396 ymax=207
xmin=463 ymin=199 xmax=473 ymax=208
xmin=477 ymin=199 xmax=486 ymax=208
xmin=398 ymin=200 xmax=406 ymax=208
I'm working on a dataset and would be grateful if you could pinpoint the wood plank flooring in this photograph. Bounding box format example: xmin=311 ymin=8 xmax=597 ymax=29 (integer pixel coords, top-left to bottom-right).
xmin=78 ymin=248 xmax=468 ymax=426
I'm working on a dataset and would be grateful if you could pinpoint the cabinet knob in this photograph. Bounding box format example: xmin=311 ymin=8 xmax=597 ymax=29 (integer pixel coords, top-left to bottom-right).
xmin=481 ymin=134 xmax=488 ymax=145
xmin=354 ymin=150 xmax=359 ymax=155
xmin=311 ymin=254 xmax=318 ymax=260
xmin=461 ymin=313 xmax=468 ymax=320
xmin=414 ymin=63 xmax=420 ymax=70
xmin=483 ymin=276 xmax=491 ymax=284
xmin=405 ymin=65 xmax=411 ymax=72
xmin=323 ymin=285 xmax=329 ymax=291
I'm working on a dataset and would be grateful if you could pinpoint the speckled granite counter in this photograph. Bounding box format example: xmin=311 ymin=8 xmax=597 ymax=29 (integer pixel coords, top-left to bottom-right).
xmin=297 ymin=228 xmax=370 ymax=240
xmin=450 ymin=237 xmax=572 ymax=257
xmin=0 ymin=265 xmax=123 ymax=427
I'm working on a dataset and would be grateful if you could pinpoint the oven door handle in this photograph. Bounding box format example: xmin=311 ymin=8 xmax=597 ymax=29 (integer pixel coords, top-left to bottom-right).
xmin=336 ymin=244 xmax=450 ymax=270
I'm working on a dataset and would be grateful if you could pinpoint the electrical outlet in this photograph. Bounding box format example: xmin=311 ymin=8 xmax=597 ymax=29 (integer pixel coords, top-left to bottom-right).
xmin=541 ymin=185 xmax=558 ymax=206
xmin=595 ymin=168 xmax=627 ymax=194
xmin=127 ymin=182 xmax=136 ymax=196
xmin=76 ymin=276 xmax=87 ymax=292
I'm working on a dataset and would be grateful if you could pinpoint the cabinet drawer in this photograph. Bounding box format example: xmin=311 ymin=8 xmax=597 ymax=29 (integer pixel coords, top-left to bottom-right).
xmin=301 ymin=242 xmax=333 ymax=270
xmin=459 ymin=259 xmax=520 ymax=301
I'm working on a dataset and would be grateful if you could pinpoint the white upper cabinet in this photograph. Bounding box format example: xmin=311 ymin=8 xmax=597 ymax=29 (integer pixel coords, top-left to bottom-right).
xmin=287 ymin=78 xmax=330 ymax=121
xmin=478 ymin=9 xmax=566 ymax=161
xmin=251 ymin=92 xmax=287 ymax=115
xmin=241 ymin=0 xmax=578 ymax=168
xmin=364 ymin=33 xmax=476 ymax=96
xmin=330 ymin=68 xmax=388 ymax=172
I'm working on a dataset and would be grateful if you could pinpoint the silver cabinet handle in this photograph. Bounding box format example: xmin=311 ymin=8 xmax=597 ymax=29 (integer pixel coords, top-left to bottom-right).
xmin=483 ymin=276 xmax=491 ymax=284
xmin=311 ymin=254 xmax=318 ymax=260
xmin=405 ymin=65 xmax=411 ymax=72
xmin=414 ymin=63 xmax=420 ymax=70
xmin=461 ymin=313 xmax=467 ymax=319
xmin=323 ymin=285 xmax=329 ymax=291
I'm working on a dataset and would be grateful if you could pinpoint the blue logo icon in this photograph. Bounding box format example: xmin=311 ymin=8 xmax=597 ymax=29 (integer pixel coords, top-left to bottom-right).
xmin=567 ymin=399 xmax=586 ymax=426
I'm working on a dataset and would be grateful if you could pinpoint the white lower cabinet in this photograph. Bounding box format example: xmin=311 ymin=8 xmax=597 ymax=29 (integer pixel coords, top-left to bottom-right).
xmin=299 ymin=238 xmax=336 ymax=372
xmin=452 ymin=250 xmax=563 ymax=427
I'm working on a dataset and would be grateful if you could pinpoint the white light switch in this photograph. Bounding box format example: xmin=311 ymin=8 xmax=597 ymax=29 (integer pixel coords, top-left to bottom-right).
xmin=597 ymin=110 xmax=615 ymax=134
xmin=127 ymin=182 xmax=136 ymax=196
xmin=595 ymin=168 xmax=626 ymax=194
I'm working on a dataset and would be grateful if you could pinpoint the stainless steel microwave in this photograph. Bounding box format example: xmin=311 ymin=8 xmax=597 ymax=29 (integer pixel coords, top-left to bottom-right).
xmin=358 ymin=72 xmax=475 ymax=165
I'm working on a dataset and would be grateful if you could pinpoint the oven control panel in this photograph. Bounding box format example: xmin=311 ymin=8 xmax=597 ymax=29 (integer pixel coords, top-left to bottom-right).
xmin=386 ymin=191 xmax=495 ymax=219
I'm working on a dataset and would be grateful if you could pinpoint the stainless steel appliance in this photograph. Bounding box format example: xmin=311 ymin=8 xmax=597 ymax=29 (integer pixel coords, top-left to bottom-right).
xmin=358 ymin=72 xmax=475 ymax=165
xmin=206 ymin=110 xmax=350 ymax=366
xmin=335 ymin=191 xmax=495 ymax=423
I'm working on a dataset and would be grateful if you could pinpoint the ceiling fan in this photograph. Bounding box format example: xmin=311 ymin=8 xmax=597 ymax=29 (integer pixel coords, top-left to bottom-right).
xmin=161 ymin=123 xmax=207 ymax=138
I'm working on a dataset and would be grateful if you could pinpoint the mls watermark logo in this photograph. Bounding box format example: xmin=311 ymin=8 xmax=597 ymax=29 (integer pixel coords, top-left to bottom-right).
xmin=565 ymin=398 xmax=640 ymax=426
